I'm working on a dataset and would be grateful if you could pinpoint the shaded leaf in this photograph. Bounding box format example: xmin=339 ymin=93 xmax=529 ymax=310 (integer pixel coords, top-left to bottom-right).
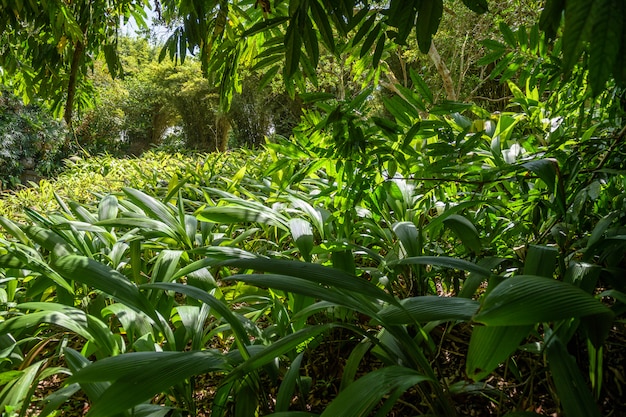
xmin=473 ymin=276 xmax=613 ymax=326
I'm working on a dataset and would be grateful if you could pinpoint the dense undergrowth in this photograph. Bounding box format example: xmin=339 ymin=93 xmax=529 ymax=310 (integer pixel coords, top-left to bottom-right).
xmin=1 ymin=37 xmax=626 ymax=414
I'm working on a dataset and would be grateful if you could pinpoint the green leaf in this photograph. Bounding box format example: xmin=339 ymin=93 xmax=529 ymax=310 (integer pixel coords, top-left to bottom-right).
xmin=546 ymin=336 xmax=602 ymax=417
xmin=372 ymin=32 xmax=386 ymax=68
xmin=443 ymin=214 xmax=482 ymax=253
xmin=588 ymin=0 xmax=623 ymax=94
xmin=416 ymin=0 xmax=443 ymax=54
xmin=221 ymin=257 xmax=396 ymax=305
xmin=360 ymin=23 xmax=382 ymax=58
xmin=473 ymin=275 xmax=613 ymax=326
xmin=562 ymin=0 xmax=594 ymax=72
xmin=98 ymin=194 xmax=119 ymax=222
xmin=52 ymin=255 xmax=159 ymax=324
xmin=523 ymin=244 xmax=558 ymax=278
xmin=388 ymin=256 xmax=492 ymax=278
xmin=242 ymin=16 xmax=289 ymax=37
xmin=539 ymin=0 xmax=566 ymax=39
xmin=392 ymin=222 xmax=420 ymax=258
xmin=379 ymin=296 xmax=479 ymax=324
xmin=69 ymin=351 xmax=229 ymax=417
xmin=310 ymin=0 xmax=334 ymax=52
xmin=0 ymin=216 xmax=29 ymax=245
xmin=466 ymin=325 xmax=532 ymax=381
xmin=462 ymin=0 xmax=488 ymax=14
xmin=289 ymin=218 xmax=314 ymax=262
xmin=196 ymin=205 xmax=289 ymax=230
xmin=284 ymin=17 xmax=302 ymax=79
xmin=142 ymin=282 xmax=252 ymax=356
xmin=522 ymin=158 xmax=565 ymax=214
xmin=275 ymin=352 xmax=304 ymax=412
xmin=409 ymin=68 xmax=433 ymax=104
xmin=224 ymin=324 xmax=335 ymax=384
xmin=0 ymin=360 xmax=44 ymax=412
xmin=319 ymin=366 xmax=430 ymax=417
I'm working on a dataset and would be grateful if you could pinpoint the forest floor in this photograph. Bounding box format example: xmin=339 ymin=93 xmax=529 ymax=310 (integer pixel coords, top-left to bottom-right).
xmin=28 ymin=321 xmax=626 ymax=416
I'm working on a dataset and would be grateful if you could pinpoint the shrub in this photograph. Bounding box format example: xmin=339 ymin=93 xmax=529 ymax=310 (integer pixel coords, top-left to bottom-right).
xmin=0 ymin=87 xmax=67 ymax=188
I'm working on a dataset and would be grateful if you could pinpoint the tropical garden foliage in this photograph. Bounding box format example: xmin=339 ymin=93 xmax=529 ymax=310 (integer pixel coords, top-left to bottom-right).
xmin=0 ymin=0 xmax=625 ymax=416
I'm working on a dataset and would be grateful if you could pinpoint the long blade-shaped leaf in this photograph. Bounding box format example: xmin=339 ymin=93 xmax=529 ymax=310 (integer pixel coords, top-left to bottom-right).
xmin=388 ymin=256 xmax=492 ymax=278
xmin=141 ymin=282 xmax=251 ymax=355
xmin=52 ymin=255 xmax=159 ymax=324
xmin=546 ymin=336 xmax=602 ymax=417
xmin=379 ymin=296 xmax=479 ymax=324
xmin=223 ymin=274 xmax=377 ymax=316
xmin=320 ymin=366 xmax=430 ymax=417
xmin=473 ymin=275 xmax=612 ymax=326
xmin=223 ymin=324 xmax=335 ymax=384
xmin=122 ymin=188 xmax=184 ymax=235
xmin=466 ymin=325 xmax=532 ymax=381
xmin=219 ymin=258 xmax=396 ymax=305
xmin=70 ymin=351 xmax=229 ymax=417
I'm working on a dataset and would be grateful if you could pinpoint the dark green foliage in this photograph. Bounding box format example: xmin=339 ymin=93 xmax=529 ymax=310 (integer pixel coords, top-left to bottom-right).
xmin=0 ymin=88 xmax=67 ymax=188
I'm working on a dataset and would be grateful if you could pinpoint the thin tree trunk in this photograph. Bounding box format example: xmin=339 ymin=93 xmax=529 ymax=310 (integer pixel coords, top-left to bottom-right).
xmin=428 ymin=41 xmax=457 ymax=101
xmin=64 ymin=40 xmax=85 ymax=129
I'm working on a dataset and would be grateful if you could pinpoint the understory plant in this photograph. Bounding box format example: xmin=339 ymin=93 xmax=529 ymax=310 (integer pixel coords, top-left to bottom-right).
xmin=0 ymin=31 xmax=624 ymax=416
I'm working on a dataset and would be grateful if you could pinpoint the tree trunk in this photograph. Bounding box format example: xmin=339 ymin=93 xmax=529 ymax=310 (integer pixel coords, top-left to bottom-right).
xmin=64 ymin=40 xmax=85 ymax=130
xmin=428 ymin=41 xmax=457 ymax=101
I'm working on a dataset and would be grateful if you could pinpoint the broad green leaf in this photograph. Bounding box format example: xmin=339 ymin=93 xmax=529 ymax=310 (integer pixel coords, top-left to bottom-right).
xmin=546 ymin=336 xmax=602 ymax=417
xmin=223 ymin=324 xmax=335 ymax=384
xmin=379 ymin=296 xmax=479 ymax=324
xmin=0 ymin=216 xmax=28 ymax=245
xmin=310 ymin=0 xmax=334 ymax=52
xmin=23 ymin=225 xmax=73 ymax=257
xmin=0 ymin=360 xmax=44 ymax=412
xmin=388 ymin=256 xmax=492 ymax=278
xmin=196 ymin=205 xmax=289 ymax=230
xmin=360 ymin=22 xmax=382 ymax=58
xmin=589 ymin=0 xmax=622 ymax=94
xmin=122 ymin=188 xmax=178 ymax=228
xmin=466 ymin=325 xmax=532 ymax=381
xmin=98 ymin=194 xmax=119 ymax=222
xmin=69 ymin=351 xmax=229 ymax=417
xmin=393 ymin=222 xmax=421 ymax=258
xmin=443 ymin=214 xmax=482 ymax=253
xmin=416 ymin=0 xmax=443 ymax=54
xmin=473 ymin=276 xmax=613 ymax=326
xmin=275 ymin=352 xmax=304 ymax=412
xmin=39 ymin=383 xmax=82 ymax=417
xmin=289 ymin=218 xmax=314 ymax=262
xmin=219 ymin=258 xmax=396 ymax=305
xmin=522 ymin=159 xmax=565 ymax=214
xmin=0 ymin=252 xmax=74 ymax=294
xmin=52 ymin=255 xmax=159 ymax=324
xmin=242 ymin=16 xmax=289 ymax=37
xmin=223 ymin=274 xmax=375 ymax=315
xmin=340 ymin=341 xmax=372 ymax=392
xmin=320 ymin=366 xmax=430 ymax=417
xmin=539 ymin=0 xmax=566 ymax=39
xmin=562 ymin=0 xmax=594 ymax=72
xmin=284 ymin=16 xmax=302 ymax=79
xmin=96 ymin=218 xmax=179 ymax=241
xmin=523 ymin=244 xmax=558 ymax=278
xmin=141 ymin=282 xmax=252 ymax=355
xmin=499 ymin=22 xmax=518 ymax=47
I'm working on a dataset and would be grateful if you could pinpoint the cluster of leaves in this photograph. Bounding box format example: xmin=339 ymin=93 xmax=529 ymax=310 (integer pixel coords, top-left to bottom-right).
xmin=0 ymin=88 xmax=67 ymax=188
xmin=0 ymin=64 xmax=624 ymax=415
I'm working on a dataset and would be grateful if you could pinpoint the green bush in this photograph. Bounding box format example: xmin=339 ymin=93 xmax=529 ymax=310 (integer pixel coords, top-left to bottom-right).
xmin=0 ymin=88 xmax=67 ymax=187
